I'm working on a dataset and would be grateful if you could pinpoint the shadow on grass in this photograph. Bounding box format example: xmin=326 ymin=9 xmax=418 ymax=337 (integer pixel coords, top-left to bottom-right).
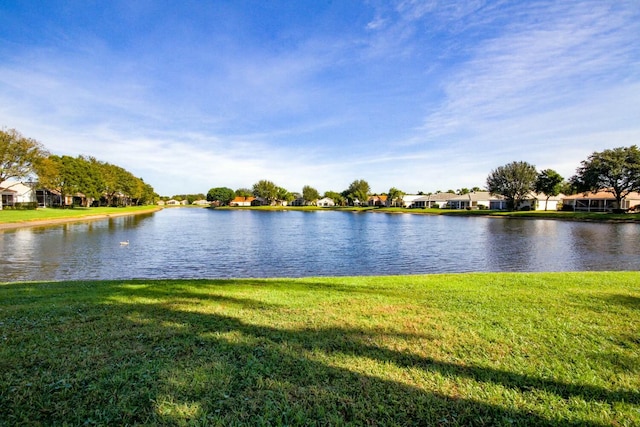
xmin=1 ymin=280 xmax=637 ymax=425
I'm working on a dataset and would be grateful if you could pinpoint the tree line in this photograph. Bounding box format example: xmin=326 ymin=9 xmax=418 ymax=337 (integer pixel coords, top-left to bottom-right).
xmin=1 ymin=128 xmax=157 ymax=207
xmin=207 ymin=145 xmax=640 ymax=212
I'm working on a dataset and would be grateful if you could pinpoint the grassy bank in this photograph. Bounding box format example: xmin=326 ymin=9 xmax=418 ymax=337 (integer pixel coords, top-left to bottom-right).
xmin=214 ymin=205 xmax=640 ymax=221
xmin=0 ymin=206 xmax=160 ymax=226
xmin=1 ymin=273 xmax=638 ymax=425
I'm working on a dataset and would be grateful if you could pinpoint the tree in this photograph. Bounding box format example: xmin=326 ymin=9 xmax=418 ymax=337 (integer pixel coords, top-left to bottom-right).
xmin=0 ymin=128 xmax=47 ymax=209
xmin=324 ymin=191 xmax=345 ymax=206
xmin=207 ymin=187 xmax=235 ymax=205
xmin=302 ymin=185 xmax=320 ymax=205
xmin=276 ymin=187 xmax=294 ymax=205
xmin=486 ymin=161 xmax=537 ymax=211
xmin=344 ymin=179 xmax=370 ymax=206
xmin=388 ymin=187 xmax=405 ymax=207
xmin=535 ymin=169 xmax=564 ymax=211
xmin=41 ymin=155 xmax=82 ymax=207
xmin=235 ymin=188 xmax=253 ymax=197
xmin=252 ymin=179 xmax=278 ymax=205
xmin=571 ymin=146 xmax=640 ymax=211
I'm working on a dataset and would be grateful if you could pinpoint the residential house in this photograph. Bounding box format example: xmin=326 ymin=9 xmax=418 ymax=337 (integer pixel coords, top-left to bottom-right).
xmin=36 ymin=188 xmax=63 ymax=207
xmin=0 ymin=180 xmax=36 ymax=209
xmin=317 ymin=197 xmax=335 ymax=207
xmin=448 ymin=191 xmax=500 ymax=210
xmin=192 ymin=199 xmax=211 ymax=206
xmin=521 ymin=192 xmax=565 ymax=211
xmin=229 ymin=196 xmax=255 ymax=206
xmin=398 ymin=194 xmax=423 ymax=208
xmin=399 ymin=192 xmax=459 ymax=208
xmin=368 ymin=195 xmax=388 ymax=207
xmin=562 ymin=190 xmax=640 ymax=212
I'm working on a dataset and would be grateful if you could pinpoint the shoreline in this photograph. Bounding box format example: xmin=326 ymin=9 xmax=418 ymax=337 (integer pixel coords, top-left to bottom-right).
xmin=0 ymin=206 xmax=162 ymax=231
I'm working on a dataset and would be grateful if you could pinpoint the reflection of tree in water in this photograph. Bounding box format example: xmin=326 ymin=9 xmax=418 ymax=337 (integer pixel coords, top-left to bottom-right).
xmin=569 ymin=222 xmax=640 ymax=271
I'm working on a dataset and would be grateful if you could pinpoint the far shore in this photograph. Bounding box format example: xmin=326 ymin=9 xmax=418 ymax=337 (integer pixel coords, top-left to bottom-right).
xmin=2 ymin=204 xmax=640 ymax=231
xmin=0 ymin=206 xmax=162 ymax=230
xmin=212 ymin=204 xmax=640 ymax=222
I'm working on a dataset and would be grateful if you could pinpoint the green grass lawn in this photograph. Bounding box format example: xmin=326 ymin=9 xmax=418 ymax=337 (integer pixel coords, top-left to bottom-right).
xmin=0 ymin=206 xmax=160 ymax=224
xmin=214 ymin=205 xmax=640 ymax=221
xmin=1 ymin=273 xmax=638 ymax=425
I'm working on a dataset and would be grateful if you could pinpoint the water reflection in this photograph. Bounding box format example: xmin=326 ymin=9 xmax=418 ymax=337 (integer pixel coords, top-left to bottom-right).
xmin=1 ymin=209 xmax=639 ymax=281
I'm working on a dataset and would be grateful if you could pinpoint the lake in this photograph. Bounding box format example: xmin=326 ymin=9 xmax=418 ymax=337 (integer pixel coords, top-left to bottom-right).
xmin=1 ymin=208 xmax=639 ymax=282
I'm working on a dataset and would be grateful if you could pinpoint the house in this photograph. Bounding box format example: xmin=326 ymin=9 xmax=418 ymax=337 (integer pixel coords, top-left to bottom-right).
xmin=34 ymin=188 xmax=62 ymax=207
xmin=317 ymin=197 xmax=335 ymax=207
xmin=521 ymin=192 xmax=565 ymax=211
xmin=166 ymin=199 xmax=182 ymax=206
xmin=562 ymin=190 xmax=640 ymax=212
xmin=0 ymin=180 xmax=37 ymax=209
xmin=399 ymin=192 xmax=458 ymax=208
xmin=192 ymin=199 xmax=211 ymax=206
xmin=398 ymin=194 xmax=423 ymax=208
xmin=368 ymin=195 xmax=388 ymax=207
xmin=229 ymin=196 xmax=255 ymax=206
xmin=447 ymin=191 xmax=499 ymax=210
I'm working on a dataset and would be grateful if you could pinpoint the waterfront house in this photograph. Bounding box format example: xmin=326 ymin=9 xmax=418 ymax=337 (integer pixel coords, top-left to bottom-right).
xmin=317 ymin=197 xmax=335 ymax=207
xmin=229 ymin=196 xmax=255 ymax=206
xmin=562 ymin=190 xmax=640 ymax=212
xmin=522 ymin=192 xmax=565 ymax=211
xmin=448 ymin=192 xmax=499 ymax=210
xmin=368 ymin=195 xmax=388 ymax=207
xmin=401 ymin=192 xmax=459 ymax=208
xmin=0 ymin=180 xmax=39 ymax=209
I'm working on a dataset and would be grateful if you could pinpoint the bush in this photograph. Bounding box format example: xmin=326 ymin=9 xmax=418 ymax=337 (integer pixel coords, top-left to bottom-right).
xmin=2 ymin=202 xmax=38 ymax=210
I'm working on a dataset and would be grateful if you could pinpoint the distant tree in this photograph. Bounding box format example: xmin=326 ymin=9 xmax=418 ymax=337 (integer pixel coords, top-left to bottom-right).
xmin=559 ymin=180 xmax=576 ymax=196
xmin=1 ymin=128 xmax=47 ymax=209
xmin=41 ymin=155 xmax=84 ymax=207
xmin=252 ymin=179 xmax=278 ymax=205
xmin=344 ymin=179 xmax=370 ymax=205
xmin=207 ymin=187 xmax=235 ymax=205
xmin=457 ymin=188 xmax=470 ymax=195
xmin=138 ymin=181 xmax=158 ymax=205
xmin=276 ymin=186 xmax=294 ymax=205
xmin=302 ymin=185 xmax=320 ymax=205
xmin=235 ymin=188 xmax=253 ymax=198
xmin=571 ymin=146 xmax=640 ymax=210
xmin=0 ymin=128 xmax=47 ymax=183
xmin=75 ymin=156 xmax=105 ymax=206
xmin=446 ymin=189 xmax=455 ymax=194
xmin=388 ymin=187 xmax=405 ymax=207
xmin=535 ymin=169 xmax=564 ymax=211
xmin=486 ymin=161 xmax=537 ymax=211
xmin=471 ymin=186 xmax=482 ymax=192
xmin=324 ymin=191 xmax=345 ymax=206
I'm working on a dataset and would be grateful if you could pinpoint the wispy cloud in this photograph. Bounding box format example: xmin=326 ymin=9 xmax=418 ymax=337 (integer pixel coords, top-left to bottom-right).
xmin=412 ymin=1 xmax=640 ymax=175
xmin=1 ymin=1 xmax=639 ymax=196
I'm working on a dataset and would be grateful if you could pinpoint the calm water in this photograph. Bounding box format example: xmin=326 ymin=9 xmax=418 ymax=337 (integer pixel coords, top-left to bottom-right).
xmin=1 ymin=208 xmax=639 ymax=281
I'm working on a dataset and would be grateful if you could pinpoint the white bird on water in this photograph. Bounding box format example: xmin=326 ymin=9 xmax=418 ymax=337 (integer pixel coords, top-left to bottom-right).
xmin=120 ymin=240 xmax=129 ymax=246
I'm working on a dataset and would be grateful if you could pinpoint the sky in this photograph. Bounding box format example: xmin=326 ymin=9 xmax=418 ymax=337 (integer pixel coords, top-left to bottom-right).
xmin=1 ymin=1 xmax=639 ymax=196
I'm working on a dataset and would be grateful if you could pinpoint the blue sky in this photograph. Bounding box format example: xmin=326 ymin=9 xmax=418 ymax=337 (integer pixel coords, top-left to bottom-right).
xmin=1 ymin=1 xmax=639 ymax=196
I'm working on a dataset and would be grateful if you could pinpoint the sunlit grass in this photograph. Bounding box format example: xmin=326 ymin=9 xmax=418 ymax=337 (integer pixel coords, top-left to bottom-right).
xmin=0 ymin=206 xmax=160 ymax=224
xmin=214 ymin=205 xmax=640 ymax=221
xmin=1 ymin=273 xmax=638 ymax=425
